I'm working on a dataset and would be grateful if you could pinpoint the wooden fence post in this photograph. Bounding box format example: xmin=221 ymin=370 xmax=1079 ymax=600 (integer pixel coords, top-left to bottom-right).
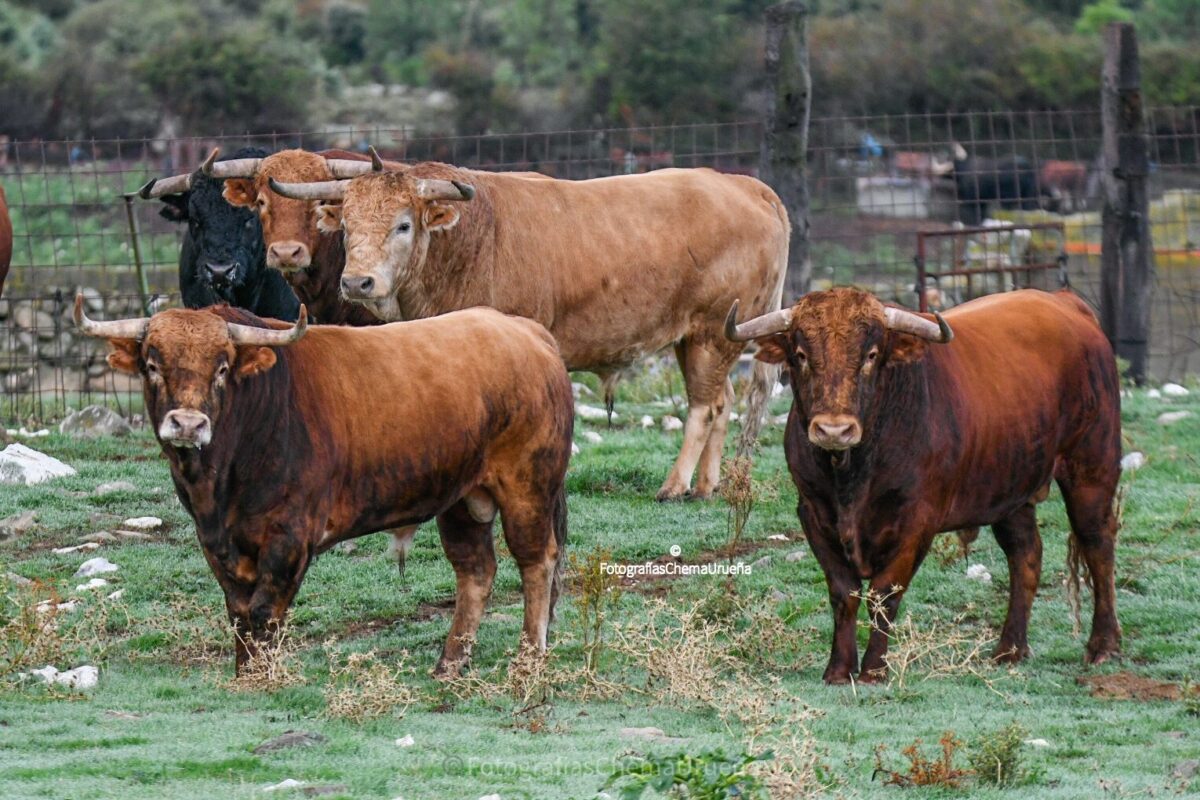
xmin=1099 ymin=22 xmax=1154 ymax=384
xmin=761 ymin=1 xmax=811 ymax=301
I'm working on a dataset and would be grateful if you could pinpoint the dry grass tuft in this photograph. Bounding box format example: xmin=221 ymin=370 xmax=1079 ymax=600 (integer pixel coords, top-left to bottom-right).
xmin=874 ymin=731 xmax=972 ymax=788
xmin=226 ymin=622 xmax=306 ymax=692
xmin=135 ymin=594 xmax=229 ymax=667
xmin=323 ymin=642 xmax=419 ymax=721
xmin=569 ymin=548 xmax=622 ymax=672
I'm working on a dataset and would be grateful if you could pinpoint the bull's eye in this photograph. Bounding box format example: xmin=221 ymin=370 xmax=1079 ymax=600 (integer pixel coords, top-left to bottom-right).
xmin=145 ymin=362 xmax=160 ymax=380
xmin=396 ymin=221 xmax=411 ymax=234
xmin=794 ymin=350 xmax=808 ymax=369
xmin=866 ymin=348 xmax=879 ymax=363
xmin=215 ymin=363 xmax=229 ymax=382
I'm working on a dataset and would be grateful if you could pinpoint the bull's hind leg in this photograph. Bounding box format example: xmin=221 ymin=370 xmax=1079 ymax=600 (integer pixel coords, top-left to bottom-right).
xmin=497 ymin=493 xmax=561 ymax=652
xmin=1057 ymin=463 xmax=1122 ymax=664
xmin=656 ymin=338 xmax=740 ymax=501
xmin=693 ymin=379 xmax=735 ymax=499
xmin=433 ymin=501 xmax=497 ymax=678
xmin=991 ymin=503 xmax=1042 ymax=662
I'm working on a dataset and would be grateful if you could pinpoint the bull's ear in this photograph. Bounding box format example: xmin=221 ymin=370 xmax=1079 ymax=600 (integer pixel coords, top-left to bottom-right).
xmin=223 ymin=178 xmax=256 ymax=208
xmin=235 ymin=346 xmax=277 ymax=379
xmin=158 ymin=194 xmax=189 ymax=223
xmin=753 ymin=335 xmax=789 ymax=365
xmin=316 ymin=203 xmax=343 ymax=234
xmin=886 ymin=333 xmax=929 ymax=366
xmin=423 ymin=203 xmax=460 ymax=232
xmin=106 ymin=339 xmax=141 ymax=375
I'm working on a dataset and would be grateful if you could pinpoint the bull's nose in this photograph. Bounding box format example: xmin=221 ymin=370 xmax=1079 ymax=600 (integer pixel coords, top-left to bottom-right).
xmin=267 ymin=241 xmax=309 ymax=269
xmin=808 ymin=415 xmax=862 ymax=450
xmin=206 ymin=262 xmax=235 ymax=282
xmin=159 ymin=409 xmax=212 ymax=448
xmin=340 ymin=275 xmax=375 ymax=297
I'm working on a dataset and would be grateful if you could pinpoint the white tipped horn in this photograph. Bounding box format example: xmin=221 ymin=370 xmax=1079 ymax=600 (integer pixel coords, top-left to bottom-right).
xmin=883 ymin=306 xmax=953 ymax=343
xmin=225 ymin=305 xmax=308 ymax=346
xmin=138 ymin=172 xmax=193 ymax=199
xmin=723 ymin=300 xmax=794 ymax=342
xmin=205 ymin=148 xmax=265 ymax=179
xmin=415 ymin=178 xmax=475 ymax=202
xmin=73 ymin=294 xmax=150 ymax=339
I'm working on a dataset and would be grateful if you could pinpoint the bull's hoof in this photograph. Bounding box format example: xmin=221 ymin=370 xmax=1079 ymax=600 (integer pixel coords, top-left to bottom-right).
xmin=992 ymin=642 xmax=1030 ymax=664
xmin=822 ymin=663 xmax=855 ymax=685
xmin=432 ymin=657 xmax=469 ymax=681
xmin=1084 ymin=637 xmax=1121 ymax=665
xmin=684 ymin=488 xmax=715 ymax=502
xmin=655 ymin=486 xmax=688 ymax=503
xmin=856 ymin=666 xmax=888 ymax=684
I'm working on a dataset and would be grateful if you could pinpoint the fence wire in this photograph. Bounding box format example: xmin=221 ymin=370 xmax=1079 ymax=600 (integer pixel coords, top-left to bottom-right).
xmin=0 ymin=111 xmax=1197 ymax=424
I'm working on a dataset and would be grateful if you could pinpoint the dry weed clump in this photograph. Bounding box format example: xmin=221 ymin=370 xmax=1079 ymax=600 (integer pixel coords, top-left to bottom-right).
xmin=727 ymin=599 xmax=817 ymax=672
xmin=568 ymin=548 xmax=622 ymax=672
xmin=226 ymin=622 xmax=306 ymax=692
xmin=873 ymin=732 xmax=972 ymax=788
xmin=323 ymin=643 xmax=419 ymax=721
xmin=134 ymin=594 xmax=229 ymax=667
xmin=721 ymin=456 xmax=756 ymax=559
xmin=859 ymin=588 xmax=1000 ymax=693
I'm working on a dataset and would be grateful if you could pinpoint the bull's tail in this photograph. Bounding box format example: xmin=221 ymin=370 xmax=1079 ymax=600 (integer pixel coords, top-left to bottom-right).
xmin=735 ymin=248 xmax=787 ymax=458
xmin=549 ymin=481 xmax=569 ymax=623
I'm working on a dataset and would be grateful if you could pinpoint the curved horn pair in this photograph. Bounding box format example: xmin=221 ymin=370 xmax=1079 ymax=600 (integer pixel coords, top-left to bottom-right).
xmin=722 ymin=299 xmax=953 ymax=344
xmin=268 ymin=174 xmax=477 ymax=203
xmin=74 ymin=294 xmax=308 ymax=347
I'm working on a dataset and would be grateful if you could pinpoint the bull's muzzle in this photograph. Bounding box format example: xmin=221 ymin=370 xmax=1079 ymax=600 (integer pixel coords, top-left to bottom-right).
xmin=159 ymin=409 xmax=212 ymax=449
xmin=266 ymin=241 xmax=310 ymax=270
xmin=808 ymin=414 xmax=862 ymax=451
xmin=339 ymin=271 xmax=390 ymax=301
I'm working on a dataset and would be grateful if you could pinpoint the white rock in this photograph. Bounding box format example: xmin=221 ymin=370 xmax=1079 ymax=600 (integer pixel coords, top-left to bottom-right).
xmin=729 ymin=412 xmax=740 ymax=421
xmin=74 ymin=557 xmax=119 ymax=577
xmin=571 ymin=382 xmax=594 ymax=398
xmin=1157 ymin=411 xmax=1193 ymax=426
xmin=0 ymin=443 xmax=77 ymax=486
xmin=1146 ymin=388 xmax=1162 ymax=399
xmin=52 ymin=542 xmax=100 ymax=555
xmin=1024 ymin=738 xmax=1051 ymax=748
xmin=640 ymin=415 xmax=655 ymax=429
xmin=767 ymin=533 xmax=789 ymax=542
xmin=121 ymin=516 xmax=162 ymax=531
xmin=478 ymin=795 xmax=501 ymax=800
xmin=106 ymin=589 xmax=125 ymax=601
xmin=583 ymin=431 xmax=603 ymax=444
xmin=661 ymin=415 xmax=684 ymax=432
xmin=395 ymin=734 xmax=415 ymax=748
xmin=570 ymin=442 xmax=580 ymax=456
xmin=29 ymin=665 xmax=59 ymax=683
xmin=1120 ymin=452 xmax=1146 ymax=471
xmin=751 ymin=555 xmax=771 ymax=569
xmin=576 ymin=404 xmax=614 ymax=421
xmin=36 ymin=600 xmax=79 ymax=614
xmin=786 ymin=550 xmax=806 ymax=562
xmin=772 ymin=413 xmax=790 ymax=426
xmin=74 ymin=578 xmax=109 ymax=593
xmin=966 ymin=563 xmax=992 ymax=583
xmin=263 ymin=779 xmax=306 ymax=793
xmin=94 ymin=481 xmax=136 ymax=496
xmin=1162 ymin=383 xmax=1189 ymax=397
xmin=57 ymin=665 xmax=99 ymax=689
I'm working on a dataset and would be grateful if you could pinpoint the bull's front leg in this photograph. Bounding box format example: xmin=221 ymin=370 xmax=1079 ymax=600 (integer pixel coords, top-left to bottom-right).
xmin=858 ymin=533 xmax=932 ymax=683
xmin=235 ymin=534 xmax=313 ymax=673
xmin=433 ymin=501 xmax=497 ymax=679
xmin=800 ymin=507 xmax=862 ymax=684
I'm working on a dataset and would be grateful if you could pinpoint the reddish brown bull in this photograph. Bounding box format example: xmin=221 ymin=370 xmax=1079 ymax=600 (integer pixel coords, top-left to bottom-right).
xmin=75 ymin=296 xmax=573 ymax=677
xmin=727 ymin=288 xmax=1121 ymax=684
xmin=0 ymin=185 xmax=12 ymax=298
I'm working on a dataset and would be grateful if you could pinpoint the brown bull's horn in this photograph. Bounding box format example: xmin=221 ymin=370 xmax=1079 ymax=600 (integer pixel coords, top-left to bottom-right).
xmin=73 ymin=294 xmax=150 ymax=340
xmin=325 ymin=159 xmax=378 ymax=179
xmin=723 ymin=300 xmax=795 ymax=342
xmin=138 ymin=172 xmax=192 ymax=199
xmin=415 ymin=178 xmax=475 ymax=202
xmin=226 ymin=305 xmax=308 ymax=346
xmin=204 ymin=148 xmax=266 ymax=179
xmin=369 ymin=145 xmax=385 ymax=172
xmin=883 ymin=306 xmax=953 ymax=343
xmin=267 ymin=178 xmax=349 ymax=201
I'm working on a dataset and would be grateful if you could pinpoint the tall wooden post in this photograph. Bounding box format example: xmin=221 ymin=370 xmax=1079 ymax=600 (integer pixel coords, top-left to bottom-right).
xmin=761 ymin=1 xmax=811 ymax=301
xmin=1099 ymin=22 xmax=1154 ymax=384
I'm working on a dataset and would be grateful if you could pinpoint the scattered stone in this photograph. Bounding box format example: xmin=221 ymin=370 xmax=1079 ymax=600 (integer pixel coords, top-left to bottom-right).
xmin=1120 ymin=452 xmax=1146 ymax=471
xmin=769 ymin=589 xmax=789 ymax=603
xmin=0 ymin=510 xmax=37 ymax=541
xmin=729 ymin=412 xmax=740 ymax=422
xmin=82 ymin=532 xmax=117 ymax=543
xmin=27 ymin=664 xmax=98 ymax=689
xmin=0 ymin=443 xmax=77 ymax=486
xmin=966 ymin=563 xmax=992 ymax=583
xmin=478 ymin=795 xmax=501 ymax=800
xmin=1157 ymin=411 xmax=1192 ymax=426
xmin=104 ymin=710 xmax=145 ymax=719
xmin=93 ymin=481 xmax=136 ymax=496
xmin=640 ymin=415 xmax=654 ymax=429
xmin=395 ymin=734 xmax=416 ymax=748
xmin=576 ymin=404 xmax=614 ymax=421
xmin=4 ymin=572 xmax=32 ymax=587
xmin=1162 ymin=383 xmax=1190 ymax=397
xmin=52 ymin=542 xmax=100 ymax=555
xmin=1024 ymin=738 xmax=1050 ymax=748
xmin=253 ymin=730 xmax=328 ymax=755
xmin=1146 ymin=388 xmax=1162 ymax=399
xmin=115 ymin=530 xmax=154 ymax=541
xmin=36 ymin=599 xmax=78 ymax=614
xmin=786 ymin=550 xmax=806 ymax=563
xmin=106 ymin=589 xmax=125 ymax=601
xmin=303 ymin=787 xmax=349 ymax=797
xmin=661 ymin=415 xmax=683 ymax=432
xmin=751 ymin=555 xmax=771 ymax=570
xmin=74 ymin=557 xmax=119 ymax=577
xmin=570 ymin=442 xmax=580 ymax=456
xmin=335 ymin=541 xmax=358 ymax=555
xmin=620 ymin=727 xmax=687 ymax=744
xmin=571 ymin=382 xmax=594 ymax=398
xmin=582 ymin=431 xmax=603 ymax=444
xmin=1170 ymin=760 xmax=1198 ymax=780
xmin=59 ymin=405 xmax=133 ymax=439
xmin=121 ymin=516 xmax=162 ymax=531
xmin=767 ymin=533 xmax=789 ymax=542
xmin=771 ymin=413 xmax=789 ymax=426
xmin=262 ymin=779 xmax=306 ymax=793
xmin=74 ymin=578 xmax=109 ymax=593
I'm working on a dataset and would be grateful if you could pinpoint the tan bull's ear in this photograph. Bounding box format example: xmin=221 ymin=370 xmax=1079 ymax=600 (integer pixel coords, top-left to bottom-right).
xmin=753 ymin=335 xmax=789 ymax=365
xmin=886 ymin=334 xmax=928 ymax=366
xmin=223 ymin=178 xmax=256 ymax=208
xmin=106 ymin=339 xmax=141 ymax=375
xmin=235 ymin=346 xmax=277 ymax=379
xmin=316 ymin=204 xmax=343 ymax=234
xmin=423 ymin=203 xmax=460 ymax=232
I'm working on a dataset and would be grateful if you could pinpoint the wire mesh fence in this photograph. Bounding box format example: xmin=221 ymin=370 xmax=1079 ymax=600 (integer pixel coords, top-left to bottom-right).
xmin=0 ymin=110 xmax=1198 ymax=424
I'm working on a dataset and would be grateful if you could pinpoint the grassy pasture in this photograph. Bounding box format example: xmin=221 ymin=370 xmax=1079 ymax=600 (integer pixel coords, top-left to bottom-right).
xmin=0 ymin=377 xmax=1197 ymax=799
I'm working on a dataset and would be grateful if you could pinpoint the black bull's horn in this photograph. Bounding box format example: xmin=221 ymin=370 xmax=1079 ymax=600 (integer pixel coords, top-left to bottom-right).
xmin=74 ymin=294 xmax=309 ymax=347
xmin=723 ymin=300 xmax=953 ymax=343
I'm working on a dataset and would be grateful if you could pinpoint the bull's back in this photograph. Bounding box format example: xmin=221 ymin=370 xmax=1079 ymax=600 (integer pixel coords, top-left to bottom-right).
xmin=929 ymin=290 xmax=1119 ymax=526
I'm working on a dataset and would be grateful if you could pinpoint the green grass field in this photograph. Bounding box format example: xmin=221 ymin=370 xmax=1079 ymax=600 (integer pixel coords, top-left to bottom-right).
xmin=0 ymin=378 xmax=1197 ymax=799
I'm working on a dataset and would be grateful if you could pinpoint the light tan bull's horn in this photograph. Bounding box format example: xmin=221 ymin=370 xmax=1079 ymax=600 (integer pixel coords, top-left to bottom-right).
xmin=204 ymin=147 xmax=265 ymax=179
xmin=883 ymin=306 xmax=953 ymax=343
xmin=73 ymin=294 xmax=150 ymax=340
xmin=325 ymin=159 xmax=378 ymax=179
xmin=415 ymin=178 xmax=475 ymax=202
xmin=723 ymin=299 xmax=795 ymax=342
xmin=266 ymin=178 xmax=349 ymax=201
xmin=138 ymin=172 xmax=192 ymax=199
xmin=226 ymin=305 xmax=308 ymax=347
